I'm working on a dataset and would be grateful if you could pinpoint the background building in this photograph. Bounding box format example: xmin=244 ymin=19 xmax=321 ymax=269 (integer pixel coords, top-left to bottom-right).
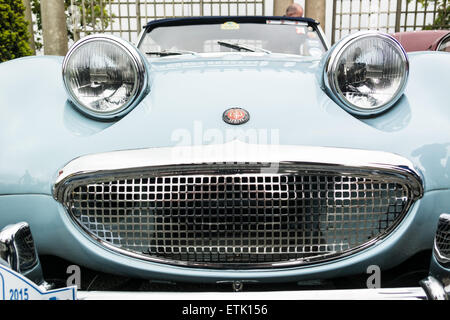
xmin=15 ymin=0 xmax=450 ymax=56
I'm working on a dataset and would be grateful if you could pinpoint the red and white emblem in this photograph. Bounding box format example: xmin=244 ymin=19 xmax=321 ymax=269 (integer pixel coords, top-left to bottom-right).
xmin=223 ymin=108 xmax=250 ymax=125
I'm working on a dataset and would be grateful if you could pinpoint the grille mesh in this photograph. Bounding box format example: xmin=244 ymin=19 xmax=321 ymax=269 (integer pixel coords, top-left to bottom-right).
xmin=65 ymin=167 xmax=411 ymax=266
xmin=435 ymin=214 xmax=450 ymax=261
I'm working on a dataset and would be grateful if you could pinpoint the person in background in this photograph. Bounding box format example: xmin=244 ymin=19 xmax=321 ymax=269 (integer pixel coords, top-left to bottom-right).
xmin=285 ymin=3 xmax=304 ymax=17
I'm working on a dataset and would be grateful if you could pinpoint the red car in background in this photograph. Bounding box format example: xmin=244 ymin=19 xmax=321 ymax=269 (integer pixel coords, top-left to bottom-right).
xmin=393 ymin=30 xmax=450 ymax=52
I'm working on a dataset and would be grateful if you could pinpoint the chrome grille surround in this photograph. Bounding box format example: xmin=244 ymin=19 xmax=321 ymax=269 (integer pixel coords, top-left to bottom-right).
xmin=54 ymin=142 xmax=423 ymax=269
xmin=434 ymin=213 xmax=450 ymax=268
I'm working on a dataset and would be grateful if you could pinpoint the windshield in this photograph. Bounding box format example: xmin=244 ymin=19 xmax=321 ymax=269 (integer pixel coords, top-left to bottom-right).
xmin=138 ymin=21 xmax=327 ymax=57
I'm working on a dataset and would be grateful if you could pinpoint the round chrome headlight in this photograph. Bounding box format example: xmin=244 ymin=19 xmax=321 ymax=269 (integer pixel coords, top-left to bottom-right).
xmin=62 ymin=35 xmax=148 ymax=119
xmin=324 ymin=31 xmax=408 ymax=116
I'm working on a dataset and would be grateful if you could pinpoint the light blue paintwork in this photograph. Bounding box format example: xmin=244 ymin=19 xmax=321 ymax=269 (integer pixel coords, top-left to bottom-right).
xmin=0 ymin=43 xmax=449 ymax=282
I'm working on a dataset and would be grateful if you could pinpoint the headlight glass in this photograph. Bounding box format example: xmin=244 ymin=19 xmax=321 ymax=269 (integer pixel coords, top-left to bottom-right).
xmin=326 ymin=32 xmax=408 ymax=115
xmin=63 ymin=35 xmax=147 ymax=119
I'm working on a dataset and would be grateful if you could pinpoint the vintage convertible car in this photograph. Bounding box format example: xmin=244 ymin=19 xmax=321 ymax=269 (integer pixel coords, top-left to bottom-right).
xmin=393 ymin=30 xmax=450 ymax=52
xmin=0 ymin=16 xmax=449 ymax=293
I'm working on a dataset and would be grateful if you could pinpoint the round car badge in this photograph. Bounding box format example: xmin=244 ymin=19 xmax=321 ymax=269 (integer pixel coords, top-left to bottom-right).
xmin=223 ymin=107 xmax=250 ymax=125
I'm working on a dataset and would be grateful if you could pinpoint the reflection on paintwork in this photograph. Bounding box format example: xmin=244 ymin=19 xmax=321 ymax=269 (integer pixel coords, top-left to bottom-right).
xmin=361 ymin=96 xmax=412 ymax=132
xmin=412 ymin=143 xmax=450 ymax=189
xmin=63 ymin=101 xmax=112 ymax=136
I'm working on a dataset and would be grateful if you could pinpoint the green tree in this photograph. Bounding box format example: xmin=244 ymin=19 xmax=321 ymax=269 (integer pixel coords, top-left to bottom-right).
xmin=414 ymin=0 xmax=449 ymax=29
xmin=30 ymin=0 xmax=113 ymax=49
xmin=0 ymin=0 xmax=33 ymax=62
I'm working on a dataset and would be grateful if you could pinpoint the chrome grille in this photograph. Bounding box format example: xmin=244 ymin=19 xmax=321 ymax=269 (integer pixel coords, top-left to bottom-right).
xmin=435 ymin=213 xmax=450 ymax=262
xmin=60 ymin=163 xmax=419 ymax=268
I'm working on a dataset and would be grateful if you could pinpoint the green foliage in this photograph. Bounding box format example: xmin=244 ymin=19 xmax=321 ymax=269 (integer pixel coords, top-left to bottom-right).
xmin=31 ymin=0 xmax=113 ymax=49
xmin=0 ymin=0 xmax=33 ymax=62
xmin=29 ymin=0 xmax=41 ymax=49
xmin=66 ymin=0 xmax=114 ymax=39
xmin=413 ymin=0 xmax=449 ymax=29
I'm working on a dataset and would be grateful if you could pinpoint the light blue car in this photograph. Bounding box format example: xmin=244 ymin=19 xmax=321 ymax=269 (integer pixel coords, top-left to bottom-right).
xmin=0 ymin=16 xmax=449 ymax=290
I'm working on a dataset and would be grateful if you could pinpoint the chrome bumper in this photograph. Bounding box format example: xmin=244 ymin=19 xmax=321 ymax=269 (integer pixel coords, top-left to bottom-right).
xmin=77 ymin=287 xmax=427 ymax=300
xmin=0 ymin=222 xmax=46 ymax=286
xmin=419 ymin=213 xmax=450 ymax=300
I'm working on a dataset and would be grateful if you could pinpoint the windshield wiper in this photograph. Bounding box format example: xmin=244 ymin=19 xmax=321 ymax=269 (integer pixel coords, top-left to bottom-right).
xmin=217 ymin=41 xmax=271 ymax=54
xmin=146 ymin=50 xmax=197 ymax=56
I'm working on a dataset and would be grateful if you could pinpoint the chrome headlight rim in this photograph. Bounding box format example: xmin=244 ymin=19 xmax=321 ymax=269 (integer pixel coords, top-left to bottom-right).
xmin=437 ymin=32 xmax=450 ymax=52
xmin=324 ymin=31 xmax=409 ymax=117
xmin=62 ymin=34 xmax=148 ymax=120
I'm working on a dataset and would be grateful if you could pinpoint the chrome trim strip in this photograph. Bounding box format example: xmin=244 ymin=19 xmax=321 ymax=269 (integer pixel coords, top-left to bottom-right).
xmin=55 ymin=141 xmax=423 ymax=194
xmin=136 ymin=27 xmax=147 ymax=48
xmin=62 ymin=34 xmax=149 ymax=120
xmin=323 ymin=31 xmax=409 ymax=117
xmin=53 ymin=141 xmax=423 ymax=269
xmin=316 ymin=24 xmax=330 ymax=51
